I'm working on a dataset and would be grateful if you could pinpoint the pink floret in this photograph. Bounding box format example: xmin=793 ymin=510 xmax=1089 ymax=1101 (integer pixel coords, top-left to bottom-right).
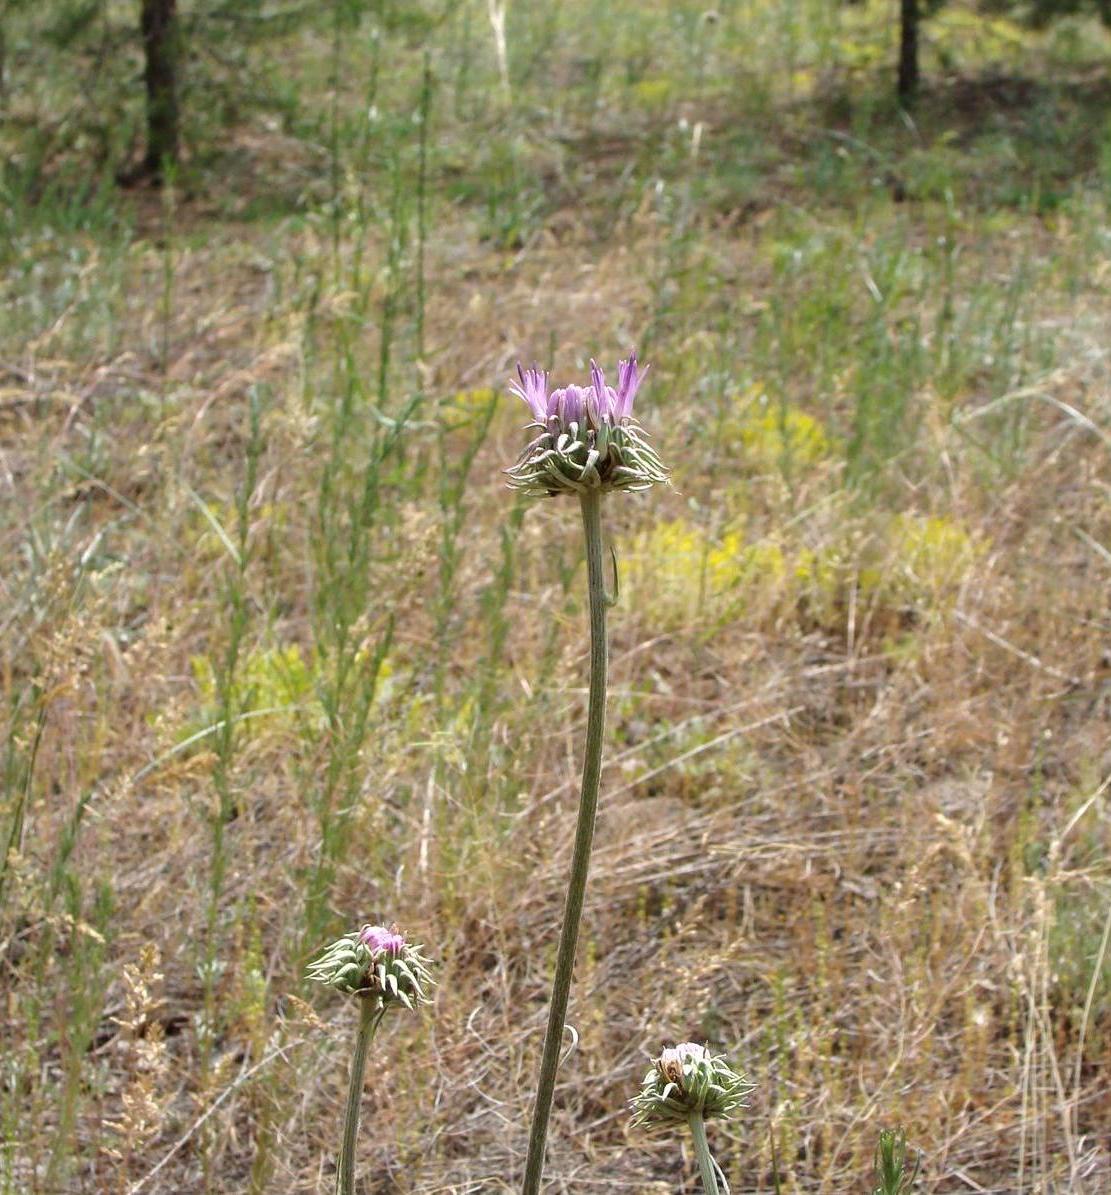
xmin=360 ymin=924 xmax=406 ymax=956
xmin=509 ymin=351 xmax=648 ymax=431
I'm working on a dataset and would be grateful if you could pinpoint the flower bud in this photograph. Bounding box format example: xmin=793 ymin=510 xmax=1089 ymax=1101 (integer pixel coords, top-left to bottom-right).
xmin=306 ymin=923 xmax=434 ymax=1010
xmin=630 ymin=1041 xmax=753 ymax=1129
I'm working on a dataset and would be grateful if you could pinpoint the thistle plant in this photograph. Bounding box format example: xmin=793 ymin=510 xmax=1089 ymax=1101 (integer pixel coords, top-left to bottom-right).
xmin=511 ymin=354 xmax=669 ymax=1194
xmin=307 ymin=923 xmax=434 ymax=1195
xmin=506 ymin=355 xmax=669 ymax=497
xmin=630 ymin=1042 xmax=754 ymax=1194
xmin=872 ymin=1127 xmax=920 ymax=1194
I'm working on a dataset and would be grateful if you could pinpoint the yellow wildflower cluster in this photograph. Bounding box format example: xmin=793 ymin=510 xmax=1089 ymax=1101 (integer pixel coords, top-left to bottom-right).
xmin=189 ymin=643 xmax=394 ymax=739
xmin=448 ymin=387 xmax=499 ymax=413
xmin=728 ymin=388 xmax=832 ymax=474
xmin=797 ymin=513 xmax=979 ymax=626
xmin=630 ymin=519 xmax=788 ymax=628
xmin=191 ymin=643 xmax=313 ymax=712
xmin=631 ymin=511 xmax=978 ymax=633
xmin=441 ymin=387 xmax=503 ymax=439
xmin=877 ymin=513 xmax=979 ymax=603
xmin=740 ymin=406 xmax=830 ymax=469
xmin=631 ymin=78 xmax=674 ymax=111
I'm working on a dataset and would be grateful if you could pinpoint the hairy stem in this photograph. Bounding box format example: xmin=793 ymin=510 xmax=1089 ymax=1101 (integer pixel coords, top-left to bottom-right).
xmin=689 ymin=1110 xmax=722 ymax=1195
xmin=521 ymin=489 xmax=609 ymax=1194
xmin=338 ymin=1001 xmax=384 ymax=1195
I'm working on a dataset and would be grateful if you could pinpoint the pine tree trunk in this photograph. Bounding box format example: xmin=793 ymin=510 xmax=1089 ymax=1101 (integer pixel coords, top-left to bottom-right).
xmin=898 ymin=0 xmax=919 ymax=104
xmin=140 ymin=0 xmax=180 ymax=177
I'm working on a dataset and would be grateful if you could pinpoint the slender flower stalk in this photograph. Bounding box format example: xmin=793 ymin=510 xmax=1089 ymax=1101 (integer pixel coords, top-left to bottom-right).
xmin=338 ymin=999 xmax=385 ymax=1194
xmin=688 ymin=1107 xmax=722 ymax=1195
xmin=307 ymin=923 xmax=434 ymax=1195
xmin=521 ymin=487 xmax=609 ymax=1194
xmin=511 ymin=354 xmax=668 ymax=1194
xmin=630 ymin=1042 xmax=754 ymax=1195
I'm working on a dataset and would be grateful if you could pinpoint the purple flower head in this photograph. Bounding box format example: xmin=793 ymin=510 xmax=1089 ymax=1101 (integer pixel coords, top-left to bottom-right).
xmin=360 ymin=924 xmax=406 ymax=957
xmin=657 ymin=1042 xmax=711 ymax=1086
xmin=631 ymin=1041 xmax=754 ymax=1128
xmin=506 ymin=349 xmax=669 ymax=497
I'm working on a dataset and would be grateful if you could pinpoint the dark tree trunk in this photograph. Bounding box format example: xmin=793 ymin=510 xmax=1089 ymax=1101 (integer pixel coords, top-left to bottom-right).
xmin=898 ymin=0 xmax=919 ymax=104
xmin=140 ymin=0 xmax=180 ymax=177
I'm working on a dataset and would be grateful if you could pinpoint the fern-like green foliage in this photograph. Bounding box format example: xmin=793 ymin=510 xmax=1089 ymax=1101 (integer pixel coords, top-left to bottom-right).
xmin=873 ymin=1127 xmax=920 ymax=1195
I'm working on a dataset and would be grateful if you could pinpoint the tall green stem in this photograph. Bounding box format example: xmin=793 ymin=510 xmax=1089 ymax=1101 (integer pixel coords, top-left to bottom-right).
xmin=688 ymin=1110 xmax=722 ymax=1195
xmin=521 ymin=489 xmax=609 ymax=1195
xmin=338 ymin=1001 xmax=384 ymax=1195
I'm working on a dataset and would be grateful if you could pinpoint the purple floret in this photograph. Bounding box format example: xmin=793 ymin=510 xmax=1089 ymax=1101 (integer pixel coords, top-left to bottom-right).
xmin=615 ymin=354 xmax=647 ymax=420
xmin=360 ymin=924 xmax=406 ymax=956
xmin=509 ymin=364 xmax=550 ymax=422
xmin=588 ymin=354 xmax=646 ymax=423
xmin=510 ymin=352 xmax=648 ymax=431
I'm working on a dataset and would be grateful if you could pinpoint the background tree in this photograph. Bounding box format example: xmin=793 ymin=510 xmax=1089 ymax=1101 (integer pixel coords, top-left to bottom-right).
xmin=898 ymin=0 xmax=948 ymax=105
xmin=139 ymin=0 xmax=180 ymax=178
xmin=899 ymin=0 xmax=1111 ymax=104
xmin=899 ymin=0 xmax=920 ymax=101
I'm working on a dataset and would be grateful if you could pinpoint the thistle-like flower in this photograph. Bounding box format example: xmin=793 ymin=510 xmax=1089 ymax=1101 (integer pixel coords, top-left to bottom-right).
xmin=519 ymin=353 xmax=668 ymax=1195
xmin=307 ymin=923 xmax=435 ymax=1195
xmin=306 ymin=923 xmax=434 ymax=1010
xmin=630 ymin=1042 xmax=754 ymax=1129
xmin=506 ymin=353 xmax=669 ymax=497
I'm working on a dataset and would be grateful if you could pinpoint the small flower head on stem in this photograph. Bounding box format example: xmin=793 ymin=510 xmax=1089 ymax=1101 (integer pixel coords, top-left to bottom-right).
xmin=306 ymin=923 xmax=434 ymax=1010
xmin=506 ymin=353 xmax=670 ymax=497
xmin=630 ymin=1042 xmax=754 ymax=1130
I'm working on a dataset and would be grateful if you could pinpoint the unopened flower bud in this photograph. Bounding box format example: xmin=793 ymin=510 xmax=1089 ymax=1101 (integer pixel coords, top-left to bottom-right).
xmin=306 ymin=923 xmax=434 ymax=1010
xmin=630 ymin=1041 xmax=753 ymax=1129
